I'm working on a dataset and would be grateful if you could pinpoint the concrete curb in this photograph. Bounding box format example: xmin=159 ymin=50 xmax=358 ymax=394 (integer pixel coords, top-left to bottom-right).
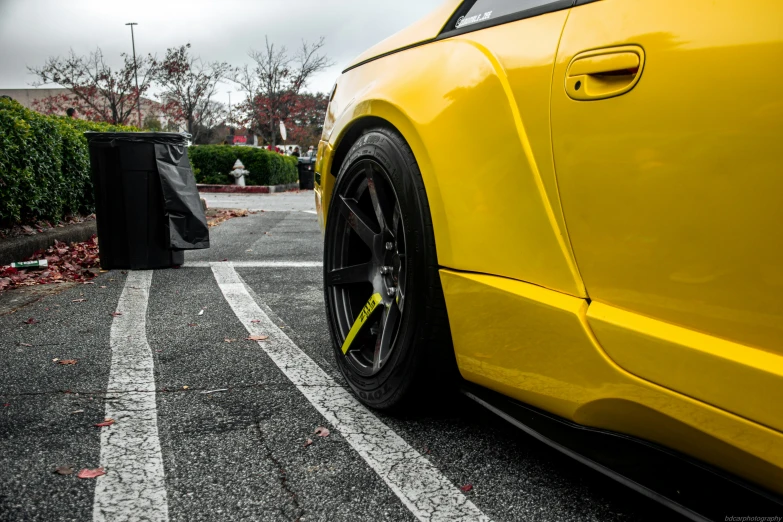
xmin=0 ymin=220 xmax=97 ymax=266
xmin=197 ymin=182 xmax=299 ymax=194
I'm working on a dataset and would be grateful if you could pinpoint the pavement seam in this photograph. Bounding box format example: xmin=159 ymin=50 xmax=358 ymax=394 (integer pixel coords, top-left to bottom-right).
xmin=254 ymin=420 xmax=305 ymax=522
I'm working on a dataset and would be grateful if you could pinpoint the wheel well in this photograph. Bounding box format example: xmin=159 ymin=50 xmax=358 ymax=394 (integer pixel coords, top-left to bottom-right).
xmin=330 ymin=116 xmax=398 ymax=178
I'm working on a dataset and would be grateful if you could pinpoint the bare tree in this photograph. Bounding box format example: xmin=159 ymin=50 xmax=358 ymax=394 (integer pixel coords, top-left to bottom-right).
xmin=157 ymin=44 xmax=230 ymax=142
xmin=28 ymin=48 xmax=156 ymax=125
xmin=190 ymin=100 xmax=229 ymax=144
xmin=233 ymin=37 xmax=332 ymax=146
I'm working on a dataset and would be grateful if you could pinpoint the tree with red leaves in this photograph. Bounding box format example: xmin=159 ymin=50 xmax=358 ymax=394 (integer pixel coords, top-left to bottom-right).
xmin=286 ymin=92 xmax=329 ymax=147
xmin=156 ymin=44 xmax=231 ymax=143
xmin=232 ymin=37 xmax=332 ymax=146
xmin=28 ymin=48 xmax=157 ymax=125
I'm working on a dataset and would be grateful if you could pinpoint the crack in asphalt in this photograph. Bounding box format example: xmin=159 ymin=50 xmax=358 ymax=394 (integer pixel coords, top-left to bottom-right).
xmin=254 ymin=420 xmax=305 ymax=522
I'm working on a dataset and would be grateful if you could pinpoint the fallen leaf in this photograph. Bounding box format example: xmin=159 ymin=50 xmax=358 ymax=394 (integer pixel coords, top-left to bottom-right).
xmin=182 ymin=385 xmax=189 ymax=390
xmin=19 ymin=342 xmax=32 ymax=347
xmin=71 ymin=410 xmax=84 ymax=414
xmin=304 ymin=438 xmax=313 ymax=447
xmin=187 ymin=323 xmax=197 ymax=327
xmin=77 ymin=467 xmax=105 ymax=479
xmin=57 ymin=359 xmax=78 ymax=365
xmin=221 ymin=258 xmax=228 ymax=262
xmin=246 ymin=335 xmax=269 ymax=341
xmin=23 ymin=318 xmax=38 ymax=325
xmin=94 ymin=418 xmax=115 ymax=428
xmin=314 ymin=426 xmax=330 ymax=438
xmin=3 ymin=403 xmax=10 ymax=407
xmin=110 ymin=311 xmax=122 ymax=317
xmin=54 ymin=466 xmax=73 ymax=475
xmin=198 ymin=309 xmax=204 ymax=316
xmin=224 ymin=338 xmax=236 ymax=343
xmin=99 ymin=269 xmax=109 ymax=273
xmin=250 ymin=319 xmax=261 ymax=324
xmin=72 ymin=298 xmax=87 ymax=303
xmin=99 ymin=285 xmax=107 ymax=288
xmin=460 ymin=484 xmax=473 ymax=493
xmin=52 ymin=358 xmax=59 ymax=362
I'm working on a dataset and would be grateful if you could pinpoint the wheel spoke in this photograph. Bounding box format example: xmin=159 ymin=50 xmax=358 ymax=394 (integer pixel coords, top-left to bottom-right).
xmin=338 ymin=196 xmax=378 ymax=248
xmin=366 ymin=166 xmax=390 ymax=231
xmin=327 ymin=262 xmax=373 ymax=286
xmin=373 ymin=301 xmax=400 ymax=372
xmin=341 ymin=293 xmax=383 ymax=355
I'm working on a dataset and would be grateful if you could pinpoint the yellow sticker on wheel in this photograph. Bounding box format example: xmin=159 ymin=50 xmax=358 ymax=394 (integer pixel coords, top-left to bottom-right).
xmin=341 ymin=293 xmax=383 ymax=354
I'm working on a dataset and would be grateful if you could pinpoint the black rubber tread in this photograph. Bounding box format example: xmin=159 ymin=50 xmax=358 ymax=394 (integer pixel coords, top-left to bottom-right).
xmin=324 ymin=126 xmax=458 ymax=410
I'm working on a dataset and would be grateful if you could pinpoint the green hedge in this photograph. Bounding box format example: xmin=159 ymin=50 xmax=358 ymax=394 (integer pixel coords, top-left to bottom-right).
xmin=0 ymin=98 xmax=136 ymax=225
xmin=188 ymin=145 xmax=298 ymax=186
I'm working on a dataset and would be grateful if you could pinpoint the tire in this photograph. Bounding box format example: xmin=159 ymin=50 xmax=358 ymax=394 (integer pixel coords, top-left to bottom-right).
xmin=323 ymin=126 xmax=456 ymax=410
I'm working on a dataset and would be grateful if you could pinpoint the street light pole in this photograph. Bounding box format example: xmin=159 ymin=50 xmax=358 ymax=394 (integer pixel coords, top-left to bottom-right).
xmin=227 ymin=91 xmax=232 ymax=126
xmin=125 ymin=22 xmax=142 ymax=128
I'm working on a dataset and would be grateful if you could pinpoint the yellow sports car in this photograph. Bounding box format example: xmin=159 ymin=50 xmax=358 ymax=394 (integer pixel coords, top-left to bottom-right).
xmin=315 ymin=0 xmax=783 ymax=514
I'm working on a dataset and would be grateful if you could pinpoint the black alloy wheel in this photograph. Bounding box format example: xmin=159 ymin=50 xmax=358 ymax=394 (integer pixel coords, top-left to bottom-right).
xmin=326 ymin=158 xmax=406 ymax=377
xmin=323 ymin=127 xmax=456 ymax=410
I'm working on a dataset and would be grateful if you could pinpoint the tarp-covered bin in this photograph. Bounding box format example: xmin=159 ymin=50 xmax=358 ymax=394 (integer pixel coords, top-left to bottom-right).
xmin=85 ymin=132 xmax=209 ymax=270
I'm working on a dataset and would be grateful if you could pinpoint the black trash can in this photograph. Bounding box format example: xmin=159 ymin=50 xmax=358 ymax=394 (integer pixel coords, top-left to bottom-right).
xmin=85 ymin=132 xmax=209 ymax=270
xmin=298 ymin=157 xmax=315 ymax=190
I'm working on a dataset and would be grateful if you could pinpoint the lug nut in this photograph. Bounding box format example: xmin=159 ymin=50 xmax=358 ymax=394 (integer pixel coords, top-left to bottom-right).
xmin=387 ymin=287 xmax=397 ymax=297
xmin=380 ymin=266 xmax=392 ymax=275
xmin=385 ymin=242 xmax=394 ymax=251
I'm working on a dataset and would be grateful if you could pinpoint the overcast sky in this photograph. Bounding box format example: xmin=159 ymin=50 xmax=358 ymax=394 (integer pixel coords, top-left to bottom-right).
xmin=0 ymin=0 xmax=444 ymax=106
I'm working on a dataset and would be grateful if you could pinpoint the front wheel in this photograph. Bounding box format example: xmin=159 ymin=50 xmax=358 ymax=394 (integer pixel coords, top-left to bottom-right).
xmin=323 ymin=127 xmax=456 ymax=410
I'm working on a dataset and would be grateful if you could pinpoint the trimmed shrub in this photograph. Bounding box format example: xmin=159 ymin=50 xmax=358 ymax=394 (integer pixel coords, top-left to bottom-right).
xmin=188 ymin=145 xmax=298 ymax=186
xmin=0 ymin=97 xmax=136 ymax=225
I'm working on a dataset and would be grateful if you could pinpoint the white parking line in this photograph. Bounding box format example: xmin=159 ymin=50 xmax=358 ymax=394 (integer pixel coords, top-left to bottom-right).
xmin=185 ymin=261 xmax=322 ymax=268
xmin=212 ymin=263 xmax=491 ymax=522
xmin=94 ymin=271 xmax=169 ymax=522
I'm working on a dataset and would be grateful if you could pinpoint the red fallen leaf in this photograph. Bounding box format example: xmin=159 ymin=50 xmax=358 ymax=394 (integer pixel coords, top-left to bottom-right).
xmin=250 ymin=320 xmax=261 ymax=324
xmin=3 ymin=403 xmax=9 ymax=407
xmin=187 ymin=323 xmax=197 ymax=327
xmin=314 ymin=426 xmax=330 ymax=438
xmin=94 ymin=418 xmax=115 ymax=428
xmin=246 ymin=335 xmax=269 ymax=341
xmin=54 ymin=466 xmax=74 ymax=475
xmin=304 ymin=438 xmax=313 ymax=447
xmin=110 ymin=311 xmax=122 ymax=317
xmin=221 ymin=258 xmax=229 ymax=262
xmin=460 ymin=484 xmax=473 ymax=493
xmin=77 ymin=467 xmax=105 ymax=479
xmin=57 ymin=359 xmax=78 ymax=365
xmin=23 ymin=318 xmax=38 ymax=324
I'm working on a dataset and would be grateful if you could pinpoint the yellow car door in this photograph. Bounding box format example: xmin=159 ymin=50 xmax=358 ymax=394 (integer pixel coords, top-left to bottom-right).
xmin=550 ymin=0 xmax=783 ymax=432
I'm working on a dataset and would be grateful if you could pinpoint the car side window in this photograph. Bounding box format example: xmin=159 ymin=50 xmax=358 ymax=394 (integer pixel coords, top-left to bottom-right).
xmin=441 ymin=0 xmax=574 ymax=37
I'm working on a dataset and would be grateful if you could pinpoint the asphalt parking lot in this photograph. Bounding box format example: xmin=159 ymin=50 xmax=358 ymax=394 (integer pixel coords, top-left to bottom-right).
xmin=0 ymin=192 xmax=684 ymax=522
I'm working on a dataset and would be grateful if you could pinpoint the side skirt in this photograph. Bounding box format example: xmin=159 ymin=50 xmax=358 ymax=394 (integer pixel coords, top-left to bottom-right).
xmin=461 ymin=382 xmax=783 ymax=522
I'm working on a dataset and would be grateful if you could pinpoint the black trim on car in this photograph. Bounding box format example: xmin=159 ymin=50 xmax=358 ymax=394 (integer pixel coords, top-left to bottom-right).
xmin=342 ymin=0 xmax=605 ymax=74
xmin=342 ymin=39 xmax=439 ymax=74
xmin=437 ymin=0 xmax=575 ymax=40
xmin=462 ymin=382 xmax=783 ymax=522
